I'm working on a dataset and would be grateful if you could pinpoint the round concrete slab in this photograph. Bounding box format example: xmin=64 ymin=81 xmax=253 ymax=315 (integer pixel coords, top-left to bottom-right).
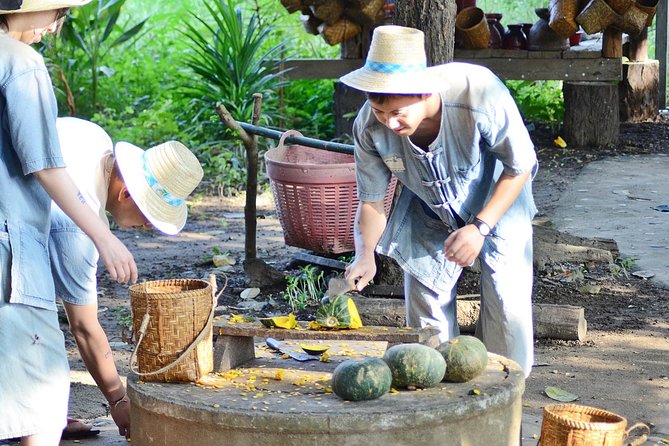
xmin=129 ymin=351 xmax=524 ymax=446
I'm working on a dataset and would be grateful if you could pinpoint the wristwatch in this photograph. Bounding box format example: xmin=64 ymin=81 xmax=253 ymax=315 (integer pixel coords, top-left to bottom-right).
xmin=471 ymin=217 xmax=491 ymax=237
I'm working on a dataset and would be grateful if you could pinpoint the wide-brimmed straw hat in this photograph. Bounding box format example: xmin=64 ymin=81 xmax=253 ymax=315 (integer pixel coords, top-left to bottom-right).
xmin=114 ymin=140 xmax=203 ymax=235
xmin=339 ymin=25 xmax=447 ymax=94
xmin=0 ymin=0 xmax=91 ymax=13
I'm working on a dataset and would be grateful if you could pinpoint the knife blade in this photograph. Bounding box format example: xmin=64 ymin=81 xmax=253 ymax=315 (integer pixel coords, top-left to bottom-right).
xmin=325 ymin=277 xmax=352 ymax=299
xmin=266 ymin=337 xmax=318 ymax=362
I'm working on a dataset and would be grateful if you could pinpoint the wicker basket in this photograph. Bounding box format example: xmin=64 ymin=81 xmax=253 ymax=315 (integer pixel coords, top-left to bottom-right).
xmin=538 ymin=404 xmax=649 ymax=446
xmin=549 ymin=0 xmax=579 ymax=38
xmin=265 ymin=130 xmax=397 ymax=255
xmin=318 ymin=18 xmax=362 ymax=45
xmin=576 ymin=0 xmax=617 ymax=34
xmin=129 ymin=278 xmax=216 ymax=382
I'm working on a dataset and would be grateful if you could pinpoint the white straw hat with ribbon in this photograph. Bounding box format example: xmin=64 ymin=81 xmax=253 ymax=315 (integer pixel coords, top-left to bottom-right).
xmin=339 ymin=25 xmax=447 ymax=94
xmin=114 ymin=140 xmax=204 ymax=235
xmin=0 ymin=0 xmax=92 ymax=13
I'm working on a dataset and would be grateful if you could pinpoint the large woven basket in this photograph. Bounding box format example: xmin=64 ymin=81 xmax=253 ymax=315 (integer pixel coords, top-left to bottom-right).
xmin=265 ymin=130 xmax=397 ymax=255
xmin=538 ymin=404 xmax=649 ymax=446
xmin=129 ymin=278 xmax=216 ymax=383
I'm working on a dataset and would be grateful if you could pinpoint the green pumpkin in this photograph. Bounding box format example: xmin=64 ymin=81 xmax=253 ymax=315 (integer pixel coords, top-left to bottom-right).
xmin=438 ymin=335 xmax=489 ymax=383
xmin=315 ymin=295 xmax=362 ymax=329
xmin=331 ymin=358 xmax=392 ymax=401
xmin=382 ymin=343 xmax=446 ymax=389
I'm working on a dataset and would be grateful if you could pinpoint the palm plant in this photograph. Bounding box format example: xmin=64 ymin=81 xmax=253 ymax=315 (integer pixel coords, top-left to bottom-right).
xmin=181 ymin=0 xmax=291 ymax=123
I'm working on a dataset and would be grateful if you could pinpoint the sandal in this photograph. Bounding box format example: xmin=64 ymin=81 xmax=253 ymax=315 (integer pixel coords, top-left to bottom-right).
xmin=61 ymin=418 xmax=100 ymax=440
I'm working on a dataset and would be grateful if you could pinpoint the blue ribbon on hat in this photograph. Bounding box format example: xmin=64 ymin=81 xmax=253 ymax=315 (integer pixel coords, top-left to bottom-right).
xmin=142 ymin=151 xmax=184 ymax=207
xmin=364 ymin=60 xmax=427 ymax=74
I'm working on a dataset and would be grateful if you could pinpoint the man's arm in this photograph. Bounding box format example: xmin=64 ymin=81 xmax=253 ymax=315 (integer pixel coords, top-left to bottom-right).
xmin=444 ymin=170 xmax=531 ymax=267
xmin=33 ymin=167 xmax=137 ymax=283
xmin=345 ymin=200 xmax=387 ymax=291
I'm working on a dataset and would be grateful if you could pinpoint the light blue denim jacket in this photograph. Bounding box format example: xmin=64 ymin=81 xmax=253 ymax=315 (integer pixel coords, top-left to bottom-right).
xmin=353 ymin=62 xmax=538 ymax=294
xmin=0 ymin=32 xmax=64 ymax=310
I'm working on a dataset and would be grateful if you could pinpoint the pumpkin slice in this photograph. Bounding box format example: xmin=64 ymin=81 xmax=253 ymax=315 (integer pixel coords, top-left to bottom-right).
xmin=311 ymin=295 xmax=363 ymax=330
xmin=259 ymin=313 xmax=297 ymax=329
xmin=300 ymin=343 xmax=330 ymax=355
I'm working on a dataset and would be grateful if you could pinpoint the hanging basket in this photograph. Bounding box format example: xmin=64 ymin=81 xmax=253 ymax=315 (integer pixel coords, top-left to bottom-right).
xmin=265 ymin=130 xmax=397 ymax=255
xmin=538 ymin=404 xmax=649 ymax=446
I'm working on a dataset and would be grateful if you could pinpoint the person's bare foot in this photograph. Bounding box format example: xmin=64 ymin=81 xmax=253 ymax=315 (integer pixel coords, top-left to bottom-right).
xmin=61 ymin=418 xmax=100 ymax=440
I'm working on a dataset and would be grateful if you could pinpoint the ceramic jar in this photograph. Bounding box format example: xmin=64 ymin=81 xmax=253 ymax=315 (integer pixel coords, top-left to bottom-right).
xmin=527 ymin=8 xmax=569 ymax=51
xmin=502 ymin=24 xmax=527 ymax=50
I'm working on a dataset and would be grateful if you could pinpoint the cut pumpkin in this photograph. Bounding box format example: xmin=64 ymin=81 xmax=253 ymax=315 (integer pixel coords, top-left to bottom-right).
xmin=259 ymin=313 xmax=297 ymax=329
xmin=310 ymin=295 xmax=362 ymax=330
xmin=300 ymin=343 xmax=330 ymax=355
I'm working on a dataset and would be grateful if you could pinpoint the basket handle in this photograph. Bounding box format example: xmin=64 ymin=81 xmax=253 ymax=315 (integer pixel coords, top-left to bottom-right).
xmin=277 ymin=129 xmax=304 ymax=149
xmin=129 ymin=274 xmax=227 ymax=377
xmin=625 ymin=422 xmax=650 ymax=446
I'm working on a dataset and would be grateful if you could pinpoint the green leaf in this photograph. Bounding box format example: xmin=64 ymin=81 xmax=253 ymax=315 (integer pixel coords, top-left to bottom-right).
xmin=544 ymin=386 xmax=578 ymax=402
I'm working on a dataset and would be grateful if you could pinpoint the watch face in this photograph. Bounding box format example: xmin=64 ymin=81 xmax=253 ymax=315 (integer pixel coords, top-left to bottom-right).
xmin=474 ymin=219 xmax=490 ymax=236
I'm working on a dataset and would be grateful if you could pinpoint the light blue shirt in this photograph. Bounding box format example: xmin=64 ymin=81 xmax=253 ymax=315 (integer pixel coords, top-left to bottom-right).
xmin=353 ymin=62 xmax=538 ymax=293
xmin=0 ymin=32 xmax=64 ymax=310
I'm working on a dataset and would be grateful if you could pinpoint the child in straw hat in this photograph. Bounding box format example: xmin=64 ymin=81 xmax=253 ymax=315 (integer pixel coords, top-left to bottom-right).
xmin=48 ymin=117 xmax=203 ymax=441
xmin=340 ymin=25 xmax=538 ymax=377
xmin=0 ymin=1 xmax=137 ymax=443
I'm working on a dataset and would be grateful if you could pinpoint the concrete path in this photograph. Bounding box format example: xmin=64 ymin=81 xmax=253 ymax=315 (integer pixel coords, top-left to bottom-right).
xmin=551 ymin=154 xmax=669 ymax=288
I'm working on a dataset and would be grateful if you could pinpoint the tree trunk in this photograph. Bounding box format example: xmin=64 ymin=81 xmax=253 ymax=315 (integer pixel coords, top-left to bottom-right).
xmin=563 ymin=81 xmax=619 ymax=147
xmin=395 ymin=0 xmax=456 ymax=65
xmin=619 ymin=60 xmax=660 ymax=122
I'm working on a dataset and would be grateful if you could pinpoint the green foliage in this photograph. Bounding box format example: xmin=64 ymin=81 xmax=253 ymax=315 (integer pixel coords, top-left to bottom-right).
xmin=180 ymin=0 xmax=290 ymax=123
xmin=280 ymin=79 xmax=336 ymax=140
xmin=281 ymin=265 xmax=325 ymax=312
xmin=612 ymin=256 xmax=638 ymax=279
xmin=505 ymin=80 xmax=564 ymax=123
xmin=46 ymin=0 xmax=148 ymax=116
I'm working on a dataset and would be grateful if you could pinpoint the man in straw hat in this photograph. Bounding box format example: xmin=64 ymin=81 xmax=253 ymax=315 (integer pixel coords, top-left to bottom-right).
xmin=48 ymin=117 xmax=203 ymax=441
xmin=341 ymin=25 xmax=538 ymax=377
xmin=0 ymin=1 xmax=141 ymax=444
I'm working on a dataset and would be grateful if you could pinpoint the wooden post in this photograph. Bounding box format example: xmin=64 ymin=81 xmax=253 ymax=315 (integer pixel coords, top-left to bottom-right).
xmin=602 ymin=28 xmax=623 ymax=58
xmin=620 ymin=59 xmax=660 ymax=122
xmin=656 ymin=0 xmax=668 ymax=108
xmin=563 ymin=81 xmax=619 ymax=146
xmin=628 ymin=28 xmax=649 ymax=62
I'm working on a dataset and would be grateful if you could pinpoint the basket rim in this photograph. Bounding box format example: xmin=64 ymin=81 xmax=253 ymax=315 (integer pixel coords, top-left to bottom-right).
xmin=129 ymin=278 xmax=211 ymax=296
xmin=543 ymin=404 xmax=627 ymax=430
xmin=264 ymin=147 xmax=355 ymax=169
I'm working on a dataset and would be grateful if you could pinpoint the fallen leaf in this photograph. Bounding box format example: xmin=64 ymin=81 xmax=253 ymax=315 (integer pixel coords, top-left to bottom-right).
xmin=544 ymin=386 xmax=578 ymax=402
xmin=240 ymin=288 xmax=261 ymax=300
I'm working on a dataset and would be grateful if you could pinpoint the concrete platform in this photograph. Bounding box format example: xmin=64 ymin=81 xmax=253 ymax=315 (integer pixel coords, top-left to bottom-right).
xmin=128 ymin=341 xmax=524 ymax=446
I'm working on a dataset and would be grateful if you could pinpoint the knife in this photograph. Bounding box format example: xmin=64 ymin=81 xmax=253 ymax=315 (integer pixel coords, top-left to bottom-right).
xmin=266 ymin=338 xmax=318 ymax=362
xmin=321 ymin=277 xmax=353 ymax=305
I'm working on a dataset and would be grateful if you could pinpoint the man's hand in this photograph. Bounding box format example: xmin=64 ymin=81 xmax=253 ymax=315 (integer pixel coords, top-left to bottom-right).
xmin=345 ymin=252 xmax=377 ymax=292
xmin=444 ymin=224 xmax=485 ymax=267
xmin=95 ymin=233 xmax=138 ymax=284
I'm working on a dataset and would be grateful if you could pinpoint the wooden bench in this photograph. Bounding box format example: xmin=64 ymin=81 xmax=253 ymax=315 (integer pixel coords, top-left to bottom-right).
xmin=213 ymin=317 xmax=440 ymax=371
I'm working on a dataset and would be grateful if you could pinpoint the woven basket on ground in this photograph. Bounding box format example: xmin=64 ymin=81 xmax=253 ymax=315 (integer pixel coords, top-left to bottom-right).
xmin=549 ymin=0 xmax=579 ymax=38
xmin=310 ymin=0 xmax=345 ymax=25
xmin=129 ymin=278 xmax=216 ymax=383
xmin=612 ymin=4 xmax=649 ymax=35
xmin=318 ymin=18 xmax=362 ymax=45
xmin=538 ymin=404 xmax=649 ymax=446
xmin=576 ymin=0 xmax=617 ymax=34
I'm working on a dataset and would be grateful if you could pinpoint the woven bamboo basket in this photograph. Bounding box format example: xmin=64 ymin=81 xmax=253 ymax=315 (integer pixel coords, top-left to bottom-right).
xmin=613 ymin=5 xmax=650 ymax=35
xmin=129 ymin=277 xmax=217 ymax=383
xmin=538 ymin=404 xmax=649 ymax=446
xmin=636 ymin=0 xmax=658 ymax=27
xmin=549 ymin=0 xmax=579 ymax=38
xmin=606 ymin=0 xmax=634 ymax=14
xmin=318 ymin=18 xmax=362 ymax=45
xmin=346 ymin=0 xmax=384 ymax=25
xmin=455 ymin=7 xmax=491 ymax=49
xmin=310 ymin=0 xmax=345 ymax=25
xmin=576 ymin=0 xmax=617 ymax=34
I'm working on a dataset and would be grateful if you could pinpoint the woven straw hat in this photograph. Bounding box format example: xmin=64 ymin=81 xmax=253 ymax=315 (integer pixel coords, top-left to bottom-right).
xmin=0 ymin=0 xmax=92 ymax=13
xmin=340 ymin=25 xmax=447 ymax=94
xmin=114 ymin=140 xmax=203 ymax=235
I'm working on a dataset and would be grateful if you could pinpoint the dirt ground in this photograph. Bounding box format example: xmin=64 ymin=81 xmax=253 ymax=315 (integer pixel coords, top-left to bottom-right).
xmin=61 ymin=119 xmax=669 ymax=442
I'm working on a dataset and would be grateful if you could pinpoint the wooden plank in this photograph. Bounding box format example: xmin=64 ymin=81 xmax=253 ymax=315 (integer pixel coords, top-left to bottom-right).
xmin=656 ymin=0 xmax=668 ymax=108
xmin=282 ymin=56 xmax=621 ymax=81
xmin=214 ymin=318 xmax=440 ymax=345
xmin=455 ymin=57 xmax=622 ymax=81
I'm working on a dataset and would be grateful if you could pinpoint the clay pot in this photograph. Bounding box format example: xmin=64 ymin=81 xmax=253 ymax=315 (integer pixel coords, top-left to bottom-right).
xmin=528 ymin=8 xmax=569 ymax=51
xmin=487 ymin=18 xmax=503 ymax=48
xmin=521 ymin=22 xmax=533 ymax=40
xmin=485 ymin=12 xmax=505 ymax=38
xmin=455 ymin=7 xmax=490 ymax=49
xmin=502 ymin=24 xmax=527 ymax=50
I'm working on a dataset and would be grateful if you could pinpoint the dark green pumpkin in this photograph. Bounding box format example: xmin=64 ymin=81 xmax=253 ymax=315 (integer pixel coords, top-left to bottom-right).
xmin=438 ymin=335 xmax=488 ymax=383
xmin=382 ymin=343 xmax=446 ymax=389
xmin=331 ymin=358 xmax=392 ymax=401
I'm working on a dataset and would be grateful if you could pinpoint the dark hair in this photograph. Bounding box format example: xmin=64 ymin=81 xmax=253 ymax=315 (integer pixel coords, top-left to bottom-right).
xmin=365 ymin=92 xmax=423 ymax=105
